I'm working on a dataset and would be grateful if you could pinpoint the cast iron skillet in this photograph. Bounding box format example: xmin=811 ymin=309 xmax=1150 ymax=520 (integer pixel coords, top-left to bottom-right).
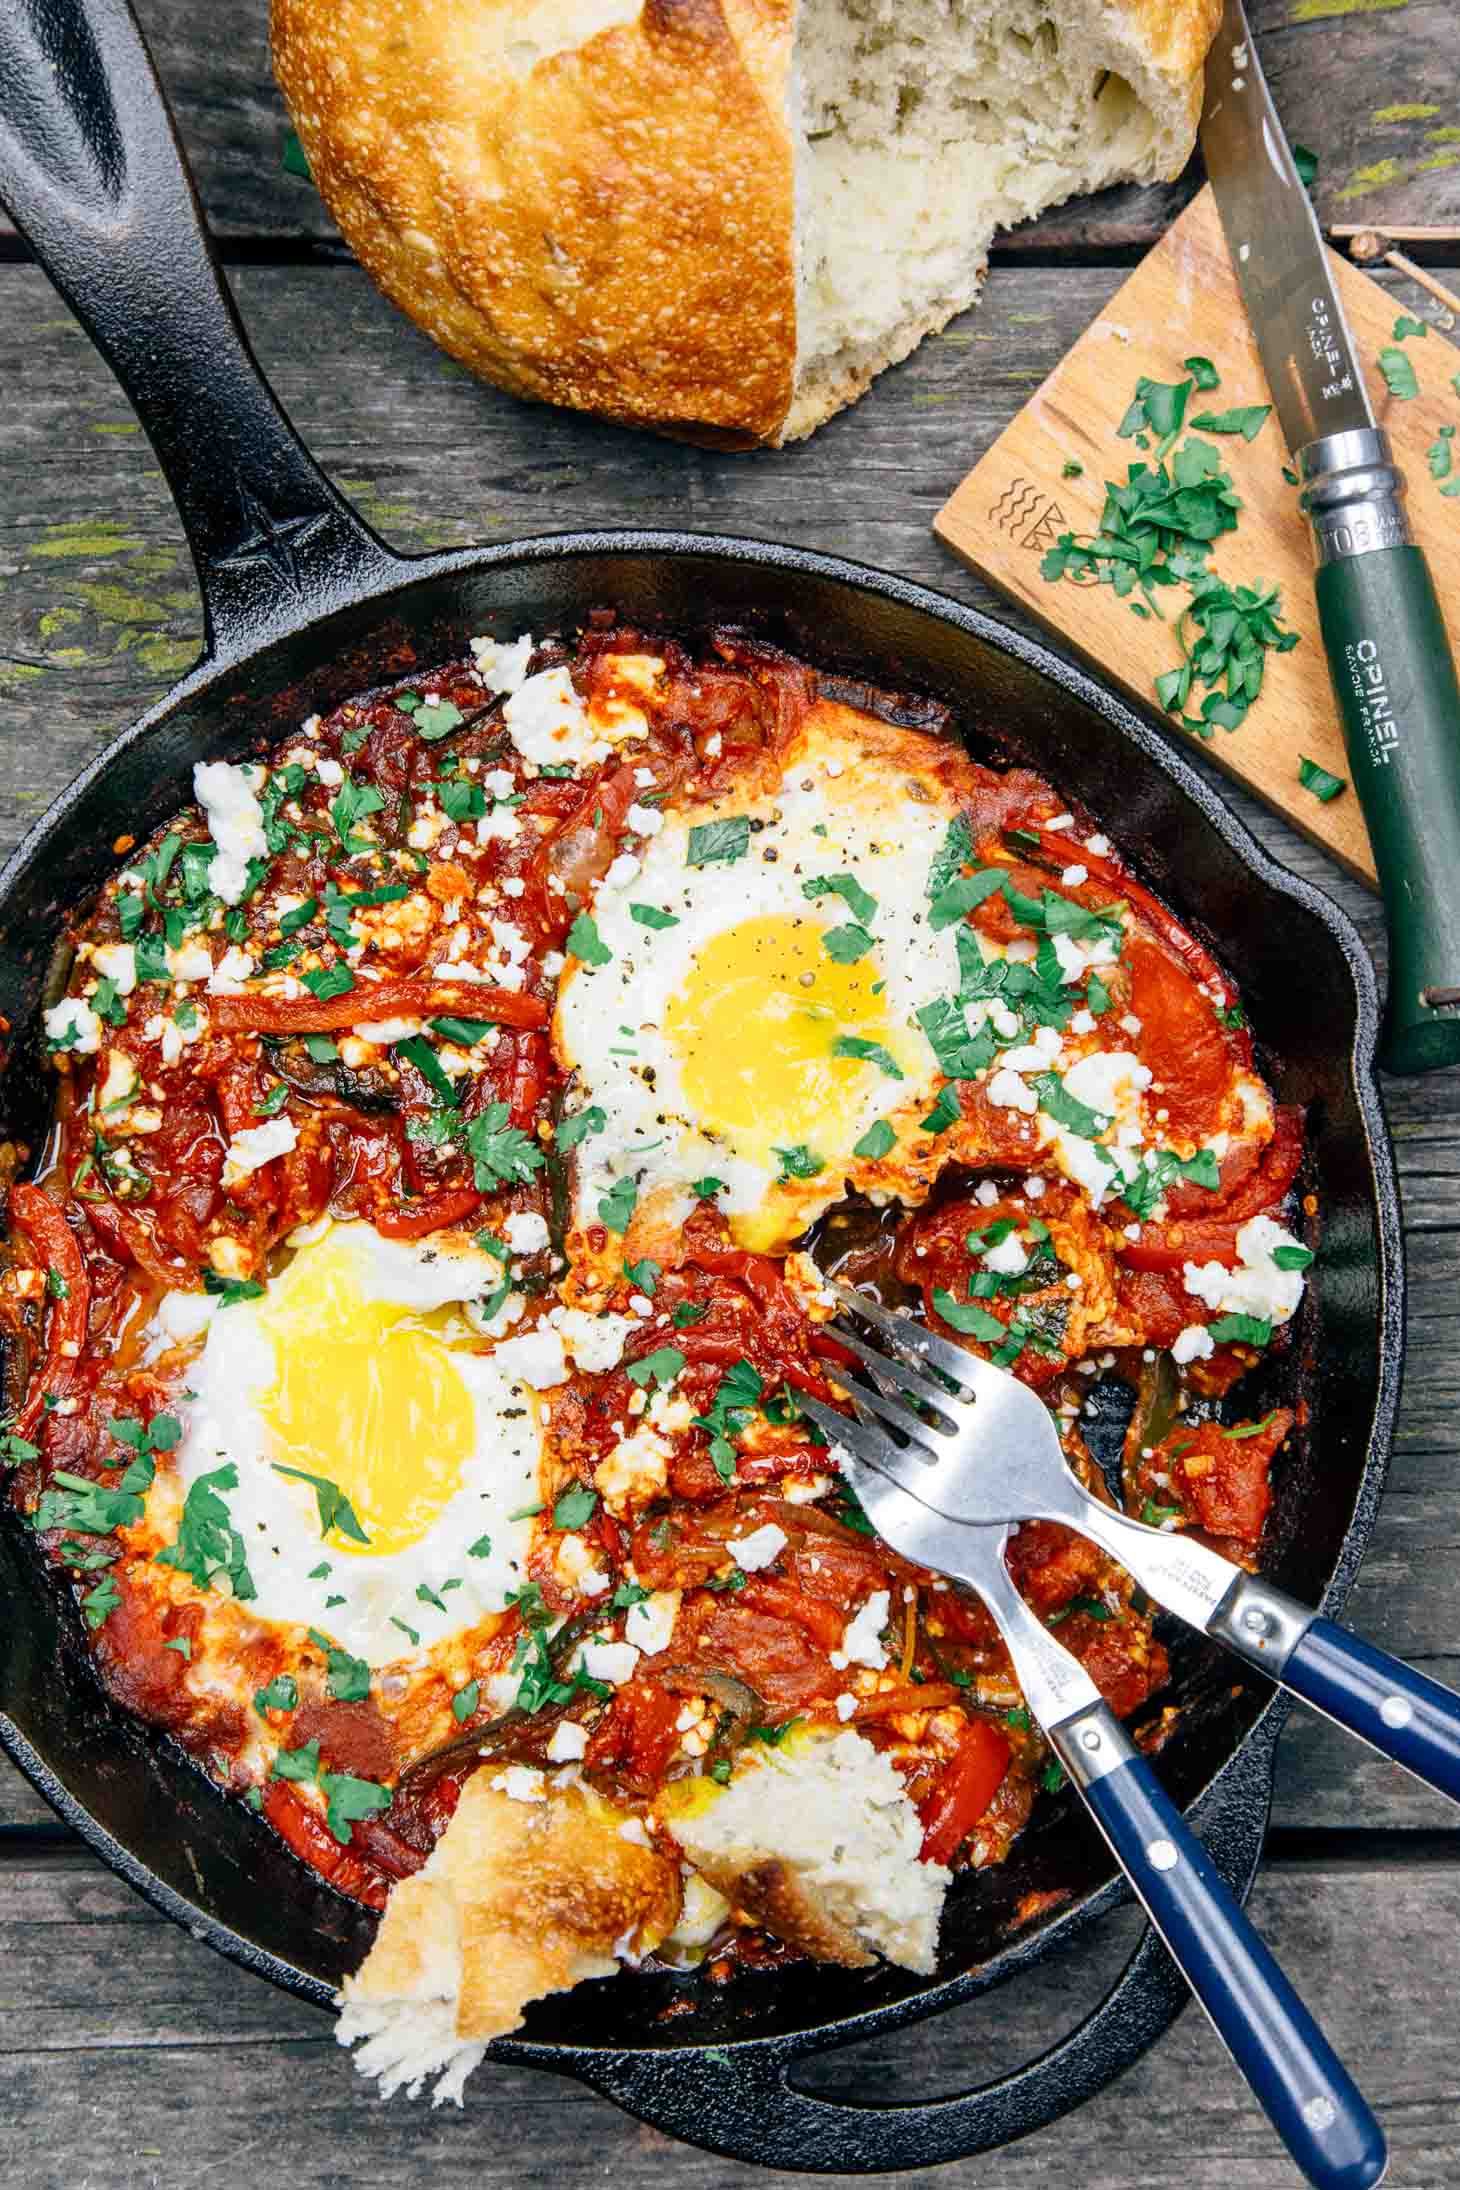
xmin=0 ymin=0 xmax=1403 ymax=2170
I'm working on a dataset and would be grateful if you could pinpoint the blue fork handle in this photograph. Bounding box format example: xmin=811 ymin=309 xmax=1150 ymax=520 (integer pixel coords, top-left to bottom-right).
xmin=1052 ymin=1708 xmax=1386 ymax=2190
xmin=1277 ymin=1614 xmax=1460 ymax=1802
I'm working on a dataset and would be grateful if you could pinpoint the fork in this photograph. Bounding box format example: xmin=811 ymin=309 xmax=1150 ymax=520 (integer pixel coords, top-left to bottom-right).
xmin=808 ymin=1279 xmax=1460 ymax=1807
xmin=803 ymin=1412 xmax=1386 ymax=2187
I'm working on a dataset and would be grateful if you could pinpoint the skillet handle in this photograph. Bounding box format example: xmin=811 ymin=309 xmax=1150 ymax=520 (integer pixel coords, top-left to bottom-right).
xmin=561 ymin=1715 xmax=1286 ymax=2173
xmin=0 ymin=0 xmax=405 ymax=663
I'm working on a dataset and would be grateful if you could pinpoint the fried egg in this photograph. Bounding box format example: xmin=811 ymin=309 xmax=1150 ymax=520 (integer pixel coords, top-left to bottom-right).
xmin=554 ymin=712 xmax=966 ymax=1263
xmin=141 ymin=1222 xmax=543 ymax=1665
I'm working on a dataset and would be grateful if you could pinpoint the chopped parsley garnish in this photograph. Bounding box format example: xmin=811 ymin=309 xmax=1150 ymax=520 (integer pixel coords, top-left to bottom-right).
xmin=926 ymin=815 xmax=973 ymax=903
xmin=623 ymin=1256 xmax=660 ymax=1294
xmin=271 ymin=1739 xmax=324 ymax=1783
xmin=389 ymin=1616 xmax=421 ymax=1648
xmin=597 ymin=1175 xmax=638 ymax=1233
xmin=854 ymin=1118 xmax=896 ymax=1161
xmin=557 ymin=1104 xmax=606 ymax=1149
xmin=255 ymin=1081 xmax=290 ymax=1118
xmin=273 ymin=1465 xmax=370 ymax=1546
xmin=552 ymin=1484 xmax=599 ymax=1530
xmin=687 ymin=817 xmax=750 ymax=867
xmin=820 ymin=922 xmax=876 ymax=964
xmin=673 ymin=1300 xmax=709 ymax=1328
xmin=566 ymin=910 xmax=612 ymax=966
xmin=319 ymin=1772 xmax=392 ymax=1845
xmin=204 ymin=1270 xmax=266 ymax=1305
xmin=302 ymin=962 xmax=355 ymax=1002
xmin=931 ymin=1290 xmax=1006 ymax=1340
xmin=1223 ymin=1411 xmax=1278 ymax=1440
xmin=773 ymin=1144 xmax=825 ymax=1180
xmin=154 ymin=1465 xmax=256 ymax=1601
xmin=1183 ymin=355 xmax=1220 ymax=391
xmin=429 ymin=1016 xmax=495 ymax=1046
xmin=254 ymin=1675 xmax=298 ymax=1714
xmin=452 ymin=1680 xmax=480 ymax=1722
xmin=1298 ymin=756 xmax=1346 ymax=804
xmin=466 ymin=1102 xmax=545 ymax=1188
xmin=1032 ymin=1073 xmax=1109 ymax=1139
xmin=1118 ymin=1146 xmax=1221 ymax=1221
xmin=395 ymin=1033 xmax=458 ymax=1108
xmin=1378 ymin=345 xmax=1419 ymax=400
xmin=302 ymin=1034 xmax=339 ymax=1063
xmin=626 ymin=1346 xmax=685 ymax=1390
xmin=629 ymin=903 xmax=679 ymax=929
xmin=1272 ymin=1243 xmax=1313 ymax=1271
xmin=1208 ymin=1312 xmax=1273 ymax=1347
xmin=1188 ymin=404 xmax=1272 ymax=441
xmin=691 ymin=1176 xmax=725 ymax=1199
xmin=832 ymin=1034 xmax=903 ymax=1080
xmin=928 ymin=867 xmax=1007 ymax=931
xmin=692 ymin=1358 xmax=764 ymax=1482
xmin=467 ymin=1532 xmax=493 ymax=1559
xmin=920 ymin=1083 xmax=962 ymax=1135
xmin=329 ymin=776 xmax=386 ymax=853
xmin=278 ymin=897 xmax=317 ymax=937
xmin=802 ymin=872 xmax=878 ymax=924
xmin=80 ymin=1574 xmax=122 ymax=1630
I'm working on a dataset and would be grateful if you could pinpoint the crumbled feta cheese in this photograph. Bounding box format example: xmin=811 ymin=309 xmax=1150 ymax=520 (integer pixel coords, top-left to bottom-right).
xmin=987 ymin=1066 xmax=1037 ymax=1114
xmin=625 ymin=1589 xmax=680 ymax=1657
xmin=974 ymin=1180 xmax=1000 ymax=1207
xmin=582 ymin=1639 xmax=639 ymax=1687
xmin=983 ymin=1231 xmax=1029 ymax=1277
xmin=503 ymin=1211 xmax=550 ymax=1255
xmin=354 ymin=1016 xmax=422 ymax=1043
xmin=835 ymin=1693 xmax=859 ymax=1722
xmin=471 ymin=633 xmax=535 ymax=695
xmin=193 ymin=760 xmax=267 ymax=905
xmin=208 ymin=946 xmax=256 ymax=994
xmin=625 ymin=803 xmax=664 ymax=837
xmin=45 ymin=998 xmax=102 ymax=1055
xmin=1002 ymin=1023 xmax=1064 ymax=1074
xmin=1085 ymin=833 xmax=1111 ymax=856
xmin=1061 ymin=1049 xmax=1151 ymax=1119
xmin=725 ymin=1524 xmax=788 ymax=1572
xmin=503 ymin=667 xmax=609 ymax=769
xmin=1025 ymin=1176 xmax=1046 ymax=1198
xmin=545 ymin=1721 xmax=588 ymax=1763
xmin=165 ymin=940 xmax=213 ymax=984
xmin=1061 ymin=864 xmax=1089 ymax=888
xmin=1069 ymin=1008 xmax=1096 ymax=1036
xmin=494 ymin=1325 xmax=569 ymax=1390
xmin=603 ymin=853 xmax=640 ymax=891
xmin=223 ymin=1117 xmax=298 ymax=1185
xmin=1044 ymin=812 xmax=1075 ymax=831
xmin=830 ymin=1590 xmax=891 ymax=1671
xmin=1171 ymin=1324 xmax=1215 ymax=1365
xmin=491 ymin=1765 xmax=547 ymax=1803
xmin=91 ymin=942 xmax=137 ymax=996
xmin=1182 ymin=1214 xmax=1307 ymax=1328
xmin=98 ymin=1049 xmax=139 ymax=1111
xmin=555 ymin=1307 xmax=635 ymax=1373
xmin=1052 ymin=929 xmax=1119 ymax=985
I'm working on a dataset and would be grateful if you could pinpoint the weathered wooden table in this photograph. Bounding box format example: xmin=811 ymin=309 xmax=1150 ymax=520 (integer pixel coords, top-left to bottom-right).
xmin=3 ymin=4 xmax=1459 ymax=2183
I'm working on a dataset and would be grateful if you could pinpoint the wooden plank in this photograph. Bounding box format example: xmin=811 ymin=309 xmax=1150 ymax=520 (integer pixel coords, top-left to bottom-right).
xmin=0 ymin=1856 xmax=1454 ymax=2185
xmin=2 ymin=0 xmax=1455 ymax=254
xmin=935 ymin=187 xmax=1460 ymax=886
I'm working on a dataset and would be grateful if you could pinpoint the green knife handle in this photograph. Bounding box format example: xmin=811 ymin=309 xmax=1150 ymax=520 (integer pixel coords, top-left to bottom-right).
xmin=1302 ymin=430 xmax=1460 ymax=1075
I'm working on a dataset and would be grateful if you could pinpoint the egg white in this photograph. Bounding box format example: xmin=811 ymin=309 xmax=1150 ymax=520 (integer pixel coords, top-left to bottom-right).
xmin=142 ymin=1223 xmax=544 ymax=1667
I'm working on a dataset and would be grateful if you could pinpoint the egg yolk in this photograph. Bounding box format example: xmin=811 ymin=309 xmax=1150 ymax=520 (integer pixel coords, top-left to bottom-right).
xmin=664 ymin=913 xmax=918 ymax=1218
xmin=254 ymin=1236 xmax=476 ymax=1558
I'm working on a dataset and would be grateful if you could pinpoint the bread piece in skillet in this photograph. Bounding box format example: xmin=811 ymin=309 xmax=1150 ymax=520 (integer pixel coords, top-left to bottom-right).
xmin=271 ymin=0 xmax=1220 ymax=446
xmin=337 ymin=1775 xmax=682 ymax=2101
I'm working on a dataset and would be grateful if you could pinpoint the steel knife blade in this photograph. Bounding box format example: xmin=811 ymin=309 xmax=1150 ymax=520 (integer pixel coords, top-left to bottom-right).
xmin=1199 ymin=0 xmax=1372 ymax=453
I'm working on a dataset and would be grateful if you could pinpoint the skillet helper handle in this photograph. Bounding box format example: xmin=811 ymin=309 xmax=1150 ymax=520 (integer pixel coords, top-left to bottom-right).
xmin=1300 ymin=429 xmax=1460 ymax=1075
xmin=1049 ymin=1703 xmax=1386 ymax=2190
xmin=0 ymin=0 xmax=400 ymax=660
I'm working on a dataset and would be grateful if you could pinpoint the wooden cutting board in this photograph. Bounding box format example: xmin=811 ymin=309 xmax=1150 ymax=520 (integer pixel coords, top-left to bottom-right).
xmin=935 ymin=185 xmax=1460 ymax=886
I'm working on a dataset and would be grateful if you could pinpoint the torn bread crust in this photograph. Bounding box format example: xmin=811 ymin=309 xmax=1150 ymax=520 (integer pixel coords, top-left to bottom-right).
xmin=273 ymin=0 xmax=1220 ymax=447
xmin=338 ymin=1776 xmax=681 ymax=2102
xmin=666 ymin=1729 xmax=951 ymax=1975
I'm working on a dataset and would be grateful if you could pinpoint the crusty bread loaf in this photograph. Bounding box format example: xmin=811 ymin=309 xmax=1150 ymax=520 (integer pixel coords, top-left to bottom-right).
xmin=272 ymin=0 xmax=1218 ymax=446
